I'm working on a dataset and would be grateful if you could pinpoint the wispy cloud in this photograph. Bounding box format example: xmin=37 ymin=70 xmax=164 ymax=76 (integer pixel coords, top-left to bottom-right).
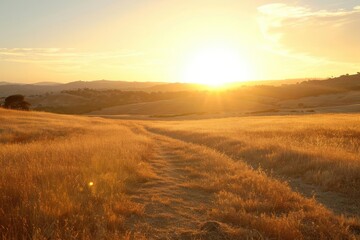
xmin=257 ymin=3 xmax=360 ymax=70
xmin=258 ymin=3 xmax=360 ymax=19
xmin=0 ymin=48 xmax=161 ymax=73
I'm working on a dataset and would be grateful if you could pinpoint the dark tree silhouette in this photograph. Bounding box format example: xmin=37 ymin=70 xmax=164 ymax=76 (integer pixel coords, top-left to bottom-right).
xmin=3 ymin=94 xmax=31 ymax=111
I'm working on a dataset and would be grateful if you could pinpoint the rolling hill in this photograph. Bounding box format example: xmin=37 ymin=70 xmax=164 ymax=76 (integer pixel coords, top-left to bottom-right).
xmin=2 ymin=73 xmax=360 ymax=117
xmin=88 ymin=94 xmax=274 ymax=116
xmin=0 ymin=80 xmax=164 ymax=97
xmin=1 ymin=108 xmax=359 ymax=238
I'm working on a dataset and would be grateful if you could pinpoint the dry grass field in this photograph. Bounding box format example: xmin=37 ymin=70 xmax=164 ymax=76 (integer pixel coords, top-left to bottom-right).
xmin=0 ymin=108 xmax=154 ymax=239
xmin=1 ymin=108 xmax=360 ymax=239
xmin=147 ymin=114 xmax=360 ymax=198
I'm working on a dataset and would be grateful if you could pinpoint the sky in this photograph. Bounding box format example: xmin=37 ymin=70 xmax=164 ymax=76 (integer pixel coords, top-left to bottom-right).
xmin=0 ymin=0 xmax=359 ymax=83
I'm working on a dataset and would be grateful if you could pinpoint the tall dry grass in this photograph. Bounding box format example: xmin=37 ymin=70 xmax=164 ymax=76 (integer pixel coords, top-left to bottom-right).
xmin=0 ymin=109 xmax=154 ymax=239
xmin=2 ymin=108 xmax=360 ymax=239
xmin=159 ymin=137 xmax=359 ymax=239
xmin=147 ymin=114 xmax=360 ymax=196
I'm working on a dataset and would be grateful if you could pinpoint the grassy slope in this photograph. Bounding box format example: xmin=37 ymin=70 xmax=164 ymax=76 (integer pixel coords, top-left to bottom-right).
xmin=280 ymin=91 xmax=360 ymax=109
xmin=1 ymin=109 xmax=360 ymax=239
xmin=88 ymin=95 xmax=273 ymax=116
xmin=131 ymin=130 xmax=360 ymax=239
xmin=0 ymin=109 xmax=155 ymax=239
xmin=147 ymin=114 xmax=360 ymax=197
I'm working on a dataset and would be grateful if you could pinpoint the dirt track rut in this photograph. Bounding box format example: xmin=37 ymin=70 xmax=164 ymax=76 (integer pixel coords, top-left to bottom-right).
xmin=125 ymin=135 xmax=213 ymax=239
xmin=144 ymin=127 xmax=360 ymax=218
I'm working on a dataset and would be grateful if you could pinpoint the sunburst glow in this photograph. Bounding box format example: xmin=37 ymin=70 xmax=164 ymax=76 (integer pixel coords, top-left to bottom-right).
xmin=182 ymin=46 xmax=251 ymax=86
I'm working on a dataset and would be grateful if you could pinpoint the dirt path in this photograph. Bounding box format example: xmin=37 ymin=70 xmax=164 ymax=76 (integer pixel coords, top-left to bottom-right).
xmin=144 ymin=127 xmax=360 ymax=219
xmin=124 ymin=135 xmax=214 ymax=239
xmin=123 ymin=126 xmax=359 ymax=239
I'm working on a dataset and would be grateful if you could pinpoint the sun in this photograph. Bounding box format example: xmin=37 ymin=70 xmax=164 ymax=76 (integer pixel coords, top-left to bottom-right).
xmin=182 ymin=46 xmax=251 ymax=86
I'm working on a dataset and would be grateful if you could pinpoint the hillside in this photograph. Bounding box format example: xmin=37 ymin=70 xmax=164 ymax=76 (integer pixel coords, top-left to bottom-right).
xmin=0 ymin=79 xmax=308 ymax=97
xmin=88 ymin=94 xmax=274 ymax=116
xmin=1 ymin=73 xmax=360 ymax=116
xmin=1 ymin=108 xmax=360 ymax=239
xmin=27 ymin=89 xmax=191 ymax=114
xmin=0 ymin=80 xmax=164 ymax=97
xmin=88 ymin=74 xmax=360 ymax=117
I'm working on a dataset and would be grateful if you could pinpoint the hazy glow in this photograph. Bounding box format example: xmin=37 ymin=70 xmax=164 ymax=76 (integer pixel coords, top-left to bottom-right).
xmin=183 ymin=46 xmax=251 ymax=86
xmin=0 ymin=1 xmax=359 ymax=83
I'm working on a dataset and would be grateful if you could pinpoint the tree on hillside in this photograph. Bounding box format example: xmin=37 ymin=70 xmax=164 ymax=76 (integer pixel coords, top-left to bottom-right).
xmin=2 ymin=94 xmax=31 ymax=111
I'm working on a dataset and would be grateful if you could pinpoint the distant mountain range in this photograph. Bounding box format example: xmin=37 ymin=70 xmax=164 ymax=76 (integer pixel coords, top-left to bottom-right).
xmin=0 ymin=79 xmax=310 ymax=97
xmin=0 ymin=74 xmax=359 ymax=97
xmin=0 ymin=80 xmax=165 ymax=97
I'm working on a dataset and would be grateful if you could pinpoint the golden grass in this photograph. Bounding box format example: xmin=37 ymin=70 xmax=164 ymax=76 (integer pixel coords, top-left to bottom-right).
xmin=150 ymin=136 xmax=360 ymax=239
xmin=1 ymin=108 xmax=360 ymax=239
xmin=147 ymin=114 xmax=360 ymax=196
xmin=0 ymin=109 xmax=154 ymax=239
